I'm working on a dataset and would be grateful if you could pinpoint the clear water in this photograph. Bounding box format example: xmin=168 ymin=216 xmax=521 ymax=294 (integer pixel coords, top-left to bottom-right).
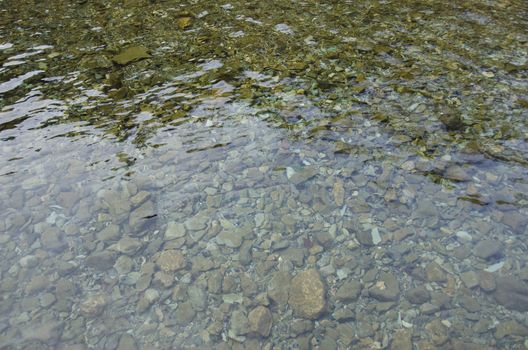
xmin=1 ymin=0 xmax=528 ymax=349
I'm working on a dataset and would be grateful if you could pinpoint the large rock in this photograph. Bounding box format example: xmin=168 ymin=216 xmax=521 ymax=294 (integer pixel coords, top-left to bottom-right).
xmin=248 ymin=306 xmax=273 ymax=337
xmin=289 ymin=269 xmax=326 ymax=319
xmin=493 ymin=276 xmax=528 ymax=311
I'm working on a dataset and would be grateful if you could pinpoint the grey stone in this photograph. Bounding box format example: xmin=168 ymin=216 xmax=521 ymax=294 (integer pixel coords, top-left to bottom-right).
xmin=391 ymin=329 xmax=412 ymax=350
xmin=128 ymin=201 xmax=156 ymax=230
xmin=474 ymin=240 xmax=503 ymax=260
xmin=165 ymin=221 xmax=186 ymax=240
xmin=368 ymin=272 xmax=400 ymax=301
xmin=41 ymin=227 xmax=66 ymax=251
xmin=216 ymin=230 xmax=243 ymax=248
xmin=117 ymin=334 xmax=137 ymax=350
xmin=460 ymin=271 xmax=479 ymax=289
xmin=116 ymin=236 xmax=142 ymax=255
xmin=425 ymin=262 xmax=447 ymax=283
xmin=174 ymin=302 xmax=196 ymax=325
xmin=495 ymin=320 xmax=528 ymax=339
xmin=494 ymin=276 xmax=528 ymax=311
xmin=86 ymin=251 xmax=116 ymax=270
xmin=335 ymin=281 xmax=362 ymax=302
xmin=406 ymin=287 xmax=430 ymax=304
xmin=229 ymin=309 xmax=249 ymax=336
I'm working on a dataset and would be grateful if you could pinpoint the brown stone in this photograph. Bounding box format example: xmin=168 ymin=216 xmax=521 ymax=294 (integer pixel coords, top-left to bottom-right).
xmin=248 ymin=306 xmax=273 ymax=337
xmin=289 ymin=269 xmax=326 ymax=319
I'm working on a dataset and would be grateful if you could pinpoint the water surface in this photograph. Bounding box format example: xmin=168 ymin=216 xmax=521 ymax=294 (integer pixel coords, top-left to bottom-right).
xmin=1 ymin=0 xmax=528 ymax=349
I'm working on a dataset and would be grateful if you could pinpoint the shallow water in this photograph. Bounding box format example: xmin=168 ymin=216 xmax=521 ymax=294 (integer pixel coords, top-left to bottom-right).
xmin=1 ymin=0 xmax=528 ymax=349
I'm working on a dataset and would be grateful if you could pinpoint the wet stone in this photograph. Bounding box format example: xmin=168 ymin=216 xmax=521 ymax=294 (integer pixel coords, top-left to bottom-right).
xmin=289 ymin=269 xmax=326 ymax=319
xmin=460 ymin=271 xmax=479 ymax=289
xmin=425 ymin=319 xmax=449 ymax=346
xmin=493 ymin=276 xmax=528 ymax=311
xmin=268 ymin=271 xmax=292 ymax=306
xmin=335 ymin=280 xmax=362 ymax=302
xmin=478 ymin=271 xmax=496 ymax=292
xmin=86 ymin=251 xmax=116 ymax=270
xmin=216 ymin=230 xmax=243 ymax=248
xmin=229 ymin=309 xmax=250 ymax=338
xmin=116 ymin=236 xmax=143 ymax=255
xmin=474 ymin=240 xmax=503 ymax=260
xmin=117 ymin=334 xmax=137 ymax=350
xmin=112 ymin=46 xmax=150 ymax=65
xmin=425 ymin=262 xmax=447 ymax=283
xmin=368 ymin=272 xmax=400 ymax=301
xmin=165 ymin=221 xmax=186 ymax=240
xmin=41 ymin=226 xmax=66 ymax=251
xmin=495 ymin=320 xmax=528 ymax=339
xmin=248 ymin=306 xmax=273 ymax=337
xmin=391 ymin=329 xmax=412 ymax=350
xmin=80 ymin=294 xmax=107 ymax=317
xmin=174 ymin=302 xmax=195 ymax=325
xmin=155 ymin=250 xmax=186 ymax=272
xmin=406 ymin=286 xmax=431 ymax=304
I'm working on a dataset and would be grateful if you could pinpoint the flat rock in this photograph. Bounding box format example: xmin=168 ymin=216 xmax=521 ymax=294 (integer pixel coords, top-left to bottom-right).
xmin=474 ymin=240 xmax=503 ymax=260
xmin=155 ymin=250 xmax=186 ymax=272
xmin=112 ymin=46 xmax=150 ymax=65
xmin=493 ymin=276 xmax=528 ymax=311
xmin=116 ymin=236 xmax=142 ymax=255
xmin=267 ymin=271 xmax=291 ymax=306
xmin=495 ymin=320 xmax=528 ymax=339
xmin=165 ymin=221 xmax=186 ymax=240
xmin=216 ymin=230 xmax=243 ymax=248
xmin=128 ymin=201 xmax=156 ymax=231
xmin=248 ymin=306 xmax=273 ymax=337
xmin=369 ymin=272 xmax=400 ymax=301
xmin=406 ymin=286 xmax=431 ymax=304
xmin=86 ymin=251 xmax=116 ymax=270
xmin=117 ymin=334 xmax=137 ymax=350
xmin=425 ymin=262 xmax=447 ymax=283
xmin=391 ymin=329 xmax=412 ymax=350
xmin=289 ymin=269 xmax=326 ymax=319
xmin=335 ymin=281 xmax=362 ymax=302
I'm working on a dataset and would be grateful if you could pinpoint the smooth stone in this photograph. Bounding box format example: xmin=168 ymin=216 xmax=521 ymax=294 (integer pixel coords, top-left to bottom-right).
xmin=335 ymin=281 xmax=362 ymax=302
xmin=174 ymin=302 xmax=195 ymax=325
xmin=369 ymin=272 xmax=400 ymax=301
xmin=41 ymin=227 xmax=66 ymax=252
xmin=19 ymin=255 xmax=38 ymax=268
xmin=184 ymin=215 xmax=208 ymax=231
xmin=406 ymin=287 xmax=431 ymax=304
xmin=478 ymin=271 xmax=496 ymax=292
xmin=155 ymin=250 xmax=186 ymax=272
xmin=86 ymin=251 xmax=116 ymax=270
xmin=460 ymin=271 xmax=479 ymax=289
xmin=495 ymin=320 xmax=528 ymax=339
xmin=248 ymin=306 xmax=273 ymax=337
xmin=288 ymin=166 xmax=318 ymax=185
xmin=112 ymin=46 xmax=150 ymax=65
xmin=493 ymin=276 xmax=528 ymax=311
xmin=216 ymin=230 xmax=242 ymax=248
xmin=474 ymin=240 xmax=503 ymax=260
xmin=96 ymin=224 xmax=120 ymax=241
xmin=332 ymin=308 xmax=354 ymax=322
xmin=117 ymin=334 xmax=137 ymax=350
xmin=289 ymin=269 xmax=326 ymax=319
xmin=425 ymin=262 xmax=447 ymax=283
xmin=128 ymin=201 xmax=156 ymax=230
xmin=267 ymin=271 xmax=292 ymax=306
xmin=116 ymin=236 xmax=142 ymax=255
xmin=391 ymin=329 xmax=412 ymax=350
xmin=191 ymin=255 xmax=214 ymax=272
xmin=39 ymin=293 xmax=56 ymax=308
xmin=80 ymin=294 xmax=107 ymax=316
xmin=229 ymin=309 xmax=250 ymax=337
xmin=165 ymin=221 xmax=186 ymax=240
